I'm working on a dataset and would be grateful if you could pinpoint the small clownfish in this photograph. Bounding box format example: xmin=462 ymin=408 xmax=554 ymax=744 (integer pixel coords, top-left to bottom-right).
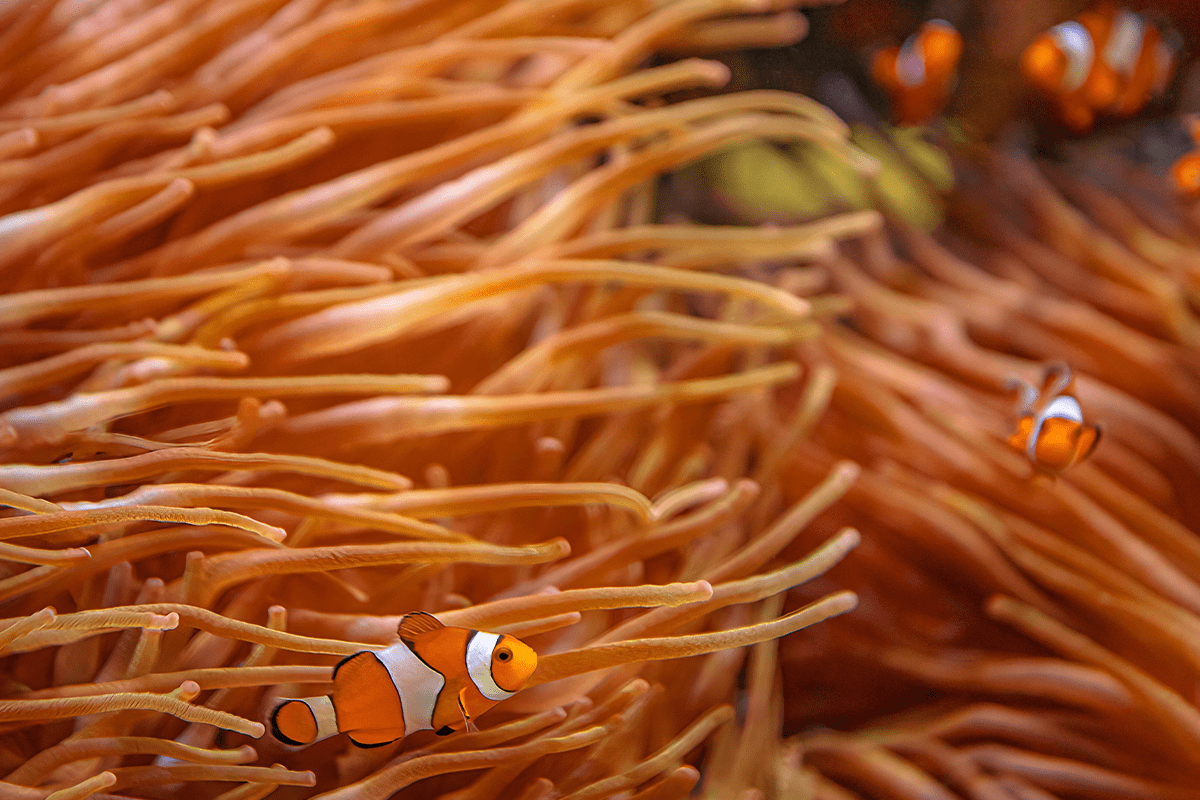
xmin=1170 ymin=114 xmax=1200 ymax=199
xmin=1021 ymin=5 xmax=1178 ymax=132
xmin=270 ymin=612 xmax=537 ymax=748
xmin=871 ymin=20 xmax=963 ymax=125
xmin=1103 ymin=8 xmax=1178 ymax=117
xmin=1170 ymin=149 xmax=1200 ymax=198
xmin=1006 ymin=363 xmax=1101 ymax=475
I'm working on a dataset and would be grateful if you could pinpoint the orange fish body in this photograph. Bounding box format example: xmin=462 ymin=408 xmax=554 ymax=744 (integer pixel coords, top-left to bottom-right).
xmin=1006 ymin=363 xmax=1101 ymax=475
xmin=1104 ymin=8 xmax=1177 ymax=116
xmin=1021 ymin=8 xmax=1121 ymax=131
xmin=271 ymin=612 xmax=537 ymax=748
xmin=1021 ymin=5 xmax=1177 ymax=131
xmin=872 ymin=20 xmax=963 ymax=125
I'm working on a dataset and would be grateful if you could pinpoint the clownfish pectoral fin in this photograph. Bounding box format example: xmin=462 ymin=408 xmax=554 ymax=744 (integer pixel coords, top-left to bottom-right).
xmin=458 ymin=688 xmax=479 ymax=734
xmin=457 ymin=688 xmax=470 ymax=721
xmin=398 ymin=611 xmax=445 ymax=648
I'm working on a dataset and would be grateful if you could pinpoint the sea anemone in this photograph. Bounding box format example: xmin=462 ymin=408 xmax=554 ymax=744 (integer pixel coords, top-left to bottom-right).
xmin=6 ymin=0 xmax=1199 ymax=797
xmin=0 ymin=1 xmax=874 ymax=798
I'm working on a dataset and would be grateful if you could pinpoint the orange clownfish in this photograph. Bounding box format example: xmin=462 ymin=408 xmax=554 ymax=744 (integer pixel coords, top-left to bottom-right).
xmin=1170 ymin=115 xmax=1200 ymax=198
xmin=871 ymin=20 xmax=963 ymax=125
xmin=1021 ymin=5 xmax=1178 ymax=132
xmin=270 ymin=612 xmax=537 ymax=748
xmin=1006 ymin=363 xmax=1101 ymax=475
xmin=1170 ymin=149 xmax=1200 ymax=198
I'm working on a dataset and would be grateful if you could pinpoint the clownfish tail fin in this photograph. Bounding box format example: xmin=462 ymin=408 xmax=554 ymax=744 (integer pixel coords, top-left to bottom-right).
xmin=270 ymin=701 xmax=306 ymax=746
xmin=270 ymin=696 xmax=339 ymax=747
xmin=398 ymin=611 xmax=445 ymax=647
xmin=871 ymin=49 xmax=898 ymax=89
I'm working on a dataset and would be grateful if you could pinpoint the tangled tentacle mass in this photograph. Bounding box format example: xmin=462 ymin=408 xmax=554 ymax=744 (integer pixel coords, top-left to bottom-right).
xmin=0 ymin=1 xmax=870 ymax=798
xmin=2 ymin=0 xmax=1199 ymax=798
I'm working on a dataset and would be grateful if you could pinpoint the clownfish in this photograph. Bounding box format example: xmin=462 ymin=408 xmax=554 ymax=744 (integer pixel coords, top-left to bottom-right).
xmin=1170 ymin=115 xmax=1200 ymax=198
xmin=1021 ymin=5 xmax=1178 ymax=132
xmin=270 ymin=612 xmax=537 ymax=748
xmin=871 ymin=19 xmax=963 ymax=125
xmin=1006 ymin=363 xmax=1101 ymax=475
xmin=1170 ymin=149 xmax=1200 ymax=198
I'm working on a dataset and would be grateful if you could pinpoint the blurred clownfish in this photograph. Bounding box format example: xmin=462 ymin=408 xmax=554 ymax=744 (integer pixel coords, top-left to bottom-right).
xmin=1021 ymin=5 xmax=1178 ymax=132
xmin=1170 ymin=149 xmax=1200 ymax=198
xmin=1006 ymin=363 xmax=1101 ymax=475
xmin=871 ymin=19 xmax=963 ymax=125
xmin=270 ymin=612 xmax=537 ymax=748
xmin=1170 ymin=114 xmax=1200 ymax=198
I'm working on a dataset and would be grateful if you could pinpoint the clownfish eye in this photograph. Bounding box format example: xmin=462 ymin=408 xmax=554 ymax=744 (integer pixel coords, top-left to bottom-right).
xmin=497 ymin=648 xmax=511 ymax=661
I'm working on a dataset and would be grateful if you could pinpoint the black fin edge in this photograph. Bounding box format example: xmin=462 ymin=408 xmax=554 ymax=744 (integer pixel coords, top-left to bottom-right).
xmin=349 ymin=736 xmax=397 ymax=749
xmin=332 ymin=651 xmax=358 ymax=681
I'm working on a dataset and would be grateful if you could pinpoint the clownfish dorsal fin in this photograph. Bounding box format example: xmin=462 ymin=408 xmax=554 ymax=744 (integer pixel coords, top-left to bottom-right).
xmin=398 ymin=611 xmax=445 ymax=648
